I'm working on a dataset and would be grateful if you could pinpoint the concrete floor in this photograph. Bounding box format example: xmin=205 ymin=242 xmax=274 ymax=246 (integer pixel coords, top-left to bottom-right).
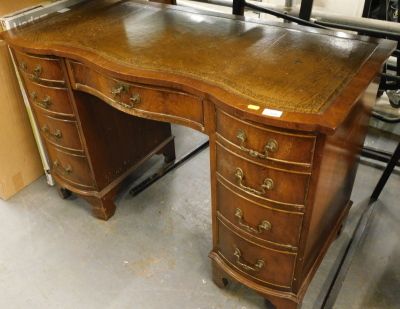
xmin=0 ymin=124 xmax=399 ymax=309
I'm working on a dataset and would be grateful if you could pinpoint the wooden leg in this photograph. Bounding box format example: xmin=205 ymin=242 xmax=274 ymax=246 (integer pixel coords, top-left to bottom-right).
xmin=79 ymin=195 xmax=116 ymax=221
xmin=55 ymin=183 xmax=72 ymax=199
xmin=211 ymin=259 xmax=229 ymax=288
xmin=158 ymin=139 xmax=176 ymax=163
xmin=257 ymin=293 xmax=301 ymax=309
xmin=77 ymin=185 xmax=122 ymax=220
xmin=336 ymin=213 xmax=348 ymax=238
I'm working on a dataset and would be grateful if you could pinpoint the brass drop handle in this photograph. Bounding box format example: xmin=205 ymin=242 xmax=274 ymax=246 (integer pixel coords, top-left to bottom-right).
xmin=233 ymin=248 xmax=265 ymax=272
xmin=33 ymin=65 xmax=42 ymax=77
xmin=19 ymin=61 xmax=42 ymax=79
xmin=41 ymin=125 xmax=62 ymax=142
xmin=110 ymin=83 xmax=140 ymax=109
xmin=53 ymin=160 xmax=72 ymax=176
xmin=27 ymin=65 xmax=43 ymax=79
xmin=29 ymin=91 xmax=51 ymax=109
xmin=236 ymin=129 xmax=278 ymax=159
xmin=110 ymin=84 xmax=126 ymax=96
xmin=19 ymin=60 xmax=28 ymax=71
xmin=129 ymin=92 xmax=141 ymax=104
xmin=235 ymin=167 xmax=274 ymax=196
xmin=235 ymin=208 xmax=271 ymax=233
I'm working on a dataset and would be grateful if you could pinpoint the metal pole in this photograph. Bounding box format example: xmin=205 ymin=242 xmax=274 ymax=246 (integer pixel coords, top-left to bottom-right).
xmin=371 ymin=142 xmax=400 ymax=200
xmin=284 ymin=0 xmax=294 ymax=22
xmin=299 ymin=0 xmax=314 ymax=21
xmin=232 ymin=0 xmax=244 ymax=15
xmin=284 ymin=0 xmax=294 ymax=10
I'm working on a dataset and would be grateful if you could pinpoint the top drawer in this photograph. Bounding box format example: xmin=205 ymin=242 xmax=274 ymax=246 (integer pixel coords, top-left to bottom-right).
xmin=216 ymin=109 xmax=316 ymax=165
xmin=13 ymin=49 xmax=65 ymax=83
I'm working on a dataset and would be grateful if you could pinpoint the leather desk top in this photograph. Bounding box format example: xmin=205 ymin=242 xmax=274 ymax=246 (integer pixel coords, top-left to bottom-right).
xmin=2 ymin=0 xmax=396 ymax=133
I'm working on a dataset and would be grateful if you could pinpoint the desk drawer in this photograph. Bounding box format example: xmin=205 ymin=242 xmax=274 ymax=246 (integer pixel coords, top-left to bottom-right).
xmin=68 ymin=61 xmax=204 ymax=128
xmin=218 ymin=219 xmax=296 ymax=289
xmin=216 ymin=109 xmax=316 ymax=165
xmin=46 ymin=145 xmax=93 ymax=188
xmin=217 ymin=180 xmax=303 ymax=247
xmin=35 ymin=112 xmax=83 ymax=151
xmin=216 ymin=142 xmax=310 ymax=205
xmin=25 ymin=81 xmax=74 ymax=116
xmin=13 ymin=50 xmax=65 ymax=83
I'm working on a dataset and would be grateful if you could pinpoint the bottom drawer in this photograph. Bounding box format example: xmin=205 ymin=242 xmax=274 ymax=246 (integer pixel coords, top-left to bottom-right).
xmin=46 ymin=145 xmax=94 ymax=189
xmin=218 ymin=219 xmax=296 ymax=289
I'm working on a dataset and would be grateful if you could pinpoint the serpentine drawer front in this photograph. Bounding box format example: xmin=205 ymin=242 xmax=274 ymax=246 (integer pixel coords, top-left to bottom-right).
xmin=67 ymin=60 xmax=204 ymax=130
xmin=216 ymin=109 xmax=316 ymax=166
xmin=25 ymin=80 xmax=75 ymax=116
xmin=218 ymin=218 xmax=297 ymax=289
xmin=216 ymin=142 xmax=310 ymax=206
xmin=2 ymin=0 xmax=395 ymax=308
xmin=34 ymin=113 xmax=83 ymax=151
xmin=216 ymin=180 xmax=303 ymax=248
xmin=13 ymin=49 xmax=65 ymax=83
xmin=45 ymin=145 xmax=94 ymax=189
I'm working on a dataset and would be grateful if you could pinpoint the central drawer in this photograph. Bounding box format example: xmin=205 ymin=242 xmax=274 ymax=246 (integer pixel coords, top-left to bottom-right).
xmin=67 ymin=60 xmax=204 ymax=129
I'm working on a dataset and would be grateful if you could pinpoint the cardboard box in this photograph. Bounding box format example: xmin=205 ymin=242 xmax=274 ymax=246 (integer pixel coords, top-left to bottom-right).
xmin=0 ymin=41 xmax=43 ymax=200
xmin=1 ymin=0 xmax=85 ymax=30
xmin=0 ymin=0 xmax=47 ymax=17
xmin=0 ymin=0 xmax=87 ymax=200
xmin=0 ymin=0 xmax=52 ymax=200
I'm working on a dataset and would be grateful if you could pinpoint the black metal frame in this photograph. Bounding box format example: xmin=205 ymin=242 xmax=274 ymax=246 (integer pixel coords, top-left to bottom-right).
xmin=233 ymin=0 xmax=327 ymax=29
xmin=298 ymin=0 xmax=314 ymax=21
xmin=321 ymin=197 xmax=379 ymax=308
xmin=361 ymin=0 xmax=400 ymax=106
xmin=371 ymin=141 xmax=400 ymax=199
xmin=129 ymin=140 xmax=209 ymax=196
xmin=244 ymin=1 xmax=330 ymax=29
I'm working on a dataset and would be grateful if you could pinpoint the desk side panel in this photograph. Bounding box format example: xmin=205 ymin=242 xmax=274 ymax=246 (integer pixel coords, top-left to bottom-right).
xmin=295 ymin=76 xmax=379 ymax=293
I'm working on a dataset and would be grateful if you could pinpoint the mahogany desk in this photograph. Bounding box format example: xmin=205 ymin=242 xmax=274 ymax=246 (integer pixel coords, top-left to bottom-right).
xmin=1 ymin=1 xmax=395 ymax=307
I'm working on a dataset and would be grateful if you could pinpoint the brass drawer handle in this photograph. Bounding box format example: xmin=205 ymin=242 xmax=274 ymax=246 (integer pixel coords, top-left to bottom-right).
xmin=110 ymin=83 xmax=129 ymax=96
xmin=29 ymin=91 xmax=51 ymax=109
xmin=236 ymin=129 xmax=278 ymax=158
xmin=129 ymin=92 xmax=141 ymax=104
xmin=19 ymin=60 xmax=28 ymax=71
xmin=233 ymin=248 xmax=265 ymax=272
xmin=41 ymin=125 xmax=62 ymax=142
xmin=28 ymin=64 xmax=43 ymax=79
xmin=235 ymin=167 xmax=274 ymax=196
xmin=53 ymin=160 xmax=72 ymax=176
xmin=110 ymin=82 xmax=141 ymax=109
xmin=235 ymin=208 xmax=272 ymax=233
xmin=20 ymin=60 xmax=43 ymax=79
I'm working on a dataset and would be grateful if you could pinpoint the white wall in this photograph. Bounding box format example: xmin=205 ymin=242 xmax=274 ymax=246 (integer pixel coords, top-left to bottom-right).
xmin=311 ymin=0 xmax=365 ymax=17
xmin=262 ymin=0 xmax=365 ymax=17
